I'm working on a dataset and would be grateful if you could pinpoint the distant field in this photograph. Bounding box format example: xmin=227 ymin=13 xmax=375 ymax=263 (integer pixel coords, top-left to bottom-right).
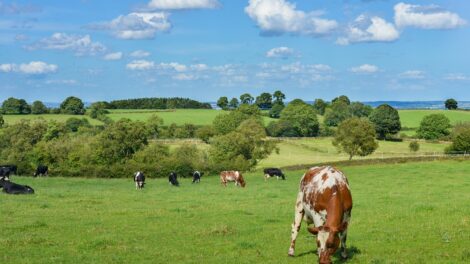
xmin=399 ymin=110 xmax=470 ymax=134
xmin=1 ymin=160 xmax=468 ymax=263
xmin=2 ymin=114 xmax=102 ymax=125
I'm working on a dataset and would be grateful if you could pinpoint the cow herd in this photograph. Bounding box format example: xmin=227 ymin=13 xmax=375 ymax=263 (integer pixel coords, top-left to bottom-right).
xmin=2 ymin=163 xmax=352 ymax=263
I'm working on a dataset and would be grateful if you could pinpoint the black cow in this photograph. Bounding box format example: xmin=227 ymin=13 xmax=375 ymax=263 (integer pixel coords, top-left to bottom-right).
xmin=263 ymin=168 xmax=285 ymax=180
xmin=0 ymin=178 xmax=34 ymax=195
xmin=192 ymin=171 xmax=203 ymax=183
xmin=34 ymin=165 xmax=49 ymax=177
xmin=134 ymin=171 xmax=145 ymax=189
xmin=0 ymin=167 xmax=11 ymax=179
xmin=169 ymin=172 xmax=179 ymax=186
xmin=0 ymin=164 xmax=17 ymax=176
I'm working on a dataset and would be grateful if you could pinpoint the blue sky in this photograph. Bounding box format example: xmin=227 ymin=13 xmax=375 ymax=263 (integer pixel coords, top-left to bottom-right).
xmin=0 ymin=0 xmax=469 ymax=102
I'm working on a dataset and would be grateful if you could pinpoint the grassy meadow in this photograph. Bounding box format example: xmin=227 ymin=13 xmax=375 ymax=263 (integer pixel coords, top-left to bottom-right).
xmin=2 ymin=114 xmax=102 ymax=125
xmin=1 ymin=160 xmax=469 ymax=263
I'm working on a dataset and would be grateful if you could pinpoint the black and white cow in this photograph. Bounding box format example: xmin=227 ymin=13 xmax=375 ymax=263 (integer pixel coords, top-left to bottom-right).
xmin=264 ymin=168 xmax=285 ymax=180
xmin=0 ymin=164 xmax=17 ymax=176
xmin=0 ymin=177 xmax=34 ymax=194
xmin=0 ymin=167 xmax=11 ymax=179
xmin=169 ymin=172 xmax=179 ymax=187
xmin=34 ymin=165 xmax=49 ymax=177
xmin=192 ymin=171 xmax=203 ymax=183
xmin=134 ymin=171 xmax=145 ymax=189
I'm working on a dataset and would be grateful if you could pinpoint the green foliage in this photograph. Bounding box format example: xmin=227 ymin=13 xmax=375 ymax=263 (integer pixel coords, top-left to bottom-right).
xmin=60 ymin=96 xmax=85 ymax=115
xmin=196 ymin=125 xmax=216 ymax=143
xmin=229 ymin=97 xmax=239 ymax=109
xmin=445 ymin=98 xmax=458 ymax=110
xmin=65 ymin=117 xmax=91 ymax=132
xmin=266 ymin=120 xmax=299 ymax=137
xmin=146 ymin=114 xmax=164 ymax=139
xmin=409 ymin=141 xmax=420 ymax=152
xmin=217 ymin=96 xmax=229 ymax=110
xmin=324 ymin=101 xmax=352 ymax=127
xmin=332 ymin=95 xmax=350 ymax=105
xmin=31 ymin=100 xmax=48 ymax=114
xmin=255 ymin=92 xmax=273 ymax=109
xmin=268 ymin=103 xmax=284 ymax=118
xmin=446 ymin=122 xmax=470 ymax=153
xmin=369 ymin=104 xmax=401 ymax=139
xmin=212 ymin=104 xmax=262 ymax=135
xmin=1 ymin=97 xmax=31 ymax=114
xmin=88 ymin=102 xmax=109 ymax=119
xmin=239 ymin=93 xmax=254 ymax=104
xmin=350 ymin=102 xmax=373 ymax=118
xmin=0 ymin=114 xmax=3 ymax=128
xmin=108 ymin=97 xmax=211 ymax=109
xmin=313 ymin=98 xmax=328 ymax=115
xmin=272 ymin=90 xmax=285 ymax=105
xmin=416 ymin=114 xmax=451 ymax=140
xmin=333 ymin=117 xmax=378 ymax=160
xmin=280 ymin=100 xmax=319 ymax=136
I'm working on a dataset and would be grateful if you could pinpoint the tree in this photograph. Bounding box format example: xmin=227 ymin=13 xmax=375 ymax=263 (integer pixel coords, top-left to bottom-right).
xmin=146 ymin=114 xmax=164 ymax=139
xmin=416 ymin=114 xmax=451 ymax=140
xmin=60 ymin=96 xmax=85 ymax=115
xmin=368 ymin=104 xmax=401 ymax=139
xmin=445 ymin=98 xmax=458 ymax=110
xmin=273 ymin=90 xmax=286 ymax=105
xmin=333 ymin=117 xmax=378 ymax=160
xmin=195 ymin=125 xmax=216 ymax=143
xmin=212 ymin=104 xmax=262 ymax=135
xmin=255 ymin=92 xmax=273 ymax=109
xmin=446 ymin=123 xmax=470 ymax=153
xmin=313 ymin=99 xmax=328 ymax=115
xmin=65 ymin=117 xmax=90 ymax=132
xmin=269 ymin=103 xmax=284 ymax=118
xmin=266 ymin=120 xmax=298 ymax=137
xmin=409 ymin=141 xmax=420 ymax=152
xmin=240 ymin=93 xmax=254 ymax=105
xmin=332 ymin=95 xmax=350 ymax=105
xmin=1 ymin=97 xmax=31 ymax=114
xmin=217 ymin=96 xmax=229 ymax=110
xmin=31 ymin=100 xmax=48 ymax=114
xmin=229 ymin=97 xmax=239 ymax=109
xmin=88 ymin=102 xmax=109 ymax=119
xmin=349 ymin=102 xmax=372 ymax=118
xmin=279 ymin=100 xmax=319 ymax=136
xmin=324 ymin=101 xmax=351 ymax=127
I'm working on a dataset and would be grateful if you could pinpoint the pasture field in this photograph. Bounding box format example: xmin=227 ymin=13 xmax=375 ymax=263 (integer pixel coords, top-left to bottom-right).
xmin=2 ymin=114 xmax=102 ymax=125
xmin=1 ymin=160 xmax=469 ymax=263
xmin=399 ymin=110 xmax=470 ymax=136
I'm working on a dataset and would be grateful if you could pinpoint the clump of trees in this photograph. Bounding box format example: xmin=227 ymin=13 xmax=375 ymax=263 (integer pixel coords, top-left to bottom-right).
xmin=108 ymin=97 xmax=211 ymax=109
xmin=1 ymin=97 xmax=31 ymax=114
xmin=333 ymin=117 xmax=378 ymax=160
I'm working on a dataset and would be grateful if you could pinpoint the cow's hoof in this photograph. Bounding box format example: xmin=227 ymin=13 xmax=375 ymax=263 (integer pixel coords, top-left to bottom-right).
xmin=341 ymin=252 xmax=348 ymax=259
xmin=288 ymin=249 xmax=295 ymax=257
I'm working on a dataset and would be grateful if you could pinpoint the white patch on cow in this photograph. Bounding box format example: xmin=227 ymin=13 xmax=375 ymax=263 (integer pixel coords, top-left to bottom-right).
xmin=311 ymin=209 xmax=327 ymax=227
xmin=318 ymin=230 xmax=330 ymax=251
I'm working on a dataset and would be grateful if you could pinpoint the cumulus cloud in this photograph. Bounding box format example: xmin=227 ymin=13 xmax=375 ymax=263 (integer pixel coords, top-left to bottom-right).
xmin=266 ymin=47 xmax=294 ymax=59
xmin=103 ymin=52 xmax=123 ymax=60
xmin=146 ymin=0 xmax=220 ymax=10
xmin=130 ymin=50 xmax=151 ymax=58
xmin=394 ymin=2 xmax=466 ymax=29
xmin=245 ymin=0 xmax=338 ymax=36
xmin=126 ymin=60 xmax=155 ymax=70
xmin=350 ymin=64 xmax=379 ymax=73
xmin=337 ymin=15 xmax=399 ymax=45
xmin=399 ymin=70 xmax=425 ymax=79
xmin=445 ymin=73 xmax=470 ymax=81
xmin=0 ymin=61 xmax=58 ymax=75
xmin=26 ymin=33 xmax=106 ymax=56
xmin=91 ymin=12 xmax=171 ymax=40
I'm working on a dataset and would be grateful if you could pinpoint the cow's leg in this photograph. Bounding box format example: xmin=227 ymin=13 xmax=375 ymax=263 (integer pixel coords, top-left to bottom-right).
xmin=339 ymin=230 xmax=348 ymax=259
xmin=288 ymin=192 xmax=304 ymax=257
xmin=135 ymin=182 xmax=138 ymax=189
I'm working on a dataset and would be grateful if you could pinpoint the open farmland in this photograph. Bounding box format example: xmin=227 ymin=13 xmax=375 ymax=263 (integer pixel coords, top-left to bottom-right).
xmin=2 ymin=114 xmax=101 ymax=125
xmin=399 ymin=110 xmax=470 ymax=136
xmin=1 ymin=160 xmax=469 ymax=263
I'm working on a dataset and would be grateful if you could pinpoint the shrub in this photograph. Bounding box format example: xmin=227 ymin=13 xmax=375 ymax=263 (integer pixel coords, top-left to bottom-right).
xmin=409 ymin=141 xmax=420 ymax=152
xmin=446 ymin=122 xmax=470 ymax=153
xmin=196 ymin=125 xmax=216 ymax=143
xmin=416 ymin=114 xmax=451 ymax=140
xmin=65 ymin=117 xmax=91 ymax=132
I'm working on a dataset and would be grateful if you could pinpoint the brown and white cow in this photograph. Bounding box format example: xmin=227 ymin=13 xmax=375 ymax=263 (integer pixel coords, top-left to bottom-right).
xmin=220 ymin=171 xmax=246 ymax=188
xmin=288 ymin=166 xmax=352 ymax=264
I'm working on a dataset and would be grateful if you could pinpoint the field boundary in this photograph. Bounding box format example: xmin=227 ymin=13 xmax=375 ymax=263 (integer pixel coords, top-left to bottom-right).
xmin=280 ymin=154 xmax=470 ymax=171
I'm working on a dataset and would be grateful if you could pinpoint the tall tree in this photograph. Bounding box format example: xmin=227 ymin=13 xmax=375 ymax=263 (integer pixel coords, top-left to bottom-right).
xmin=217 ymin=96 xmax=229 ymax=110
xmin=368 ymin=104 xmax=401 ymax=139
xmin=332 ymin=95 xmax=351 ymax=105
xmin=255 ymin=92 xmax=273 ymax=109
xmin=313 ymin=99 xmax=328 ymax=115
xmin=273 ymin=90 xmax=286 ymax=105
xmin=60 ymin=96 xmax=85 ymax=115
xmin=239 ymin=93 xmax=254 ymax=105
xmin=280 ymin=100 xmax=319 ymax=136
xmin=416 ymin=114 xmax=451 ymax=140
xmin=445 ymin=98 xmax=458 ymax=110
xmin=1 ymin=97 xmax=31 ymax=114
xmin=229 ymin=97 xmax=239 ymax=109
xmin=333 ymin=117 xmax=378 ymax=160
xmin=31 ymin=100 xmax=48 ymax=114
xmin=324 ymin=101 xmax=352 ymax=126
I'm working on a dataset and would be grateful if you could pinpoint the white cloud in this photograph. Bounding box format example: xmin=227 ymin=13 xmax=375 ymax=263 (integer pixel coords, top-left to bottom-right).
xmin=266 ymin=47 xmax=294 ymax=59
xmin=394 ymin=2 xmax=466 ymax=29
xmin=93 ymin=12 xmax=171 ymax=40
xmin=190 ymin=64 xmax=208 ymax=71
xmin=26 ymin=33 xmax=106 ymax=56
xmin=0 ymin=61 xmax=58 ymax=75
xmin=103 ymin=52 xmax=123 ymax=60
xmin=146 ymin=0 xmax=220 ymax=10
xmin=45 ymin=79 xmax=77 ymax=85
xmin=445 ymin=73 xmax=470 ymax=81
xmin=245 ymin=0 xmax=338 ymax=36
xmin=173 ymin=73 xmax=199 ymax=81
xmin=350 ymin=64 xmax=379 ymax=73
xmin=156 ymin=62 xmax=188 ymax=72
xmin=399 ymin=70 xmax=425 ymax=79
xmin=126 ymin=60 xmax=155 ymax=70
xmin=130 ymin=50 xmax=151 ymax=58
xmin=337 ymin=15 xmax=399 ymax=45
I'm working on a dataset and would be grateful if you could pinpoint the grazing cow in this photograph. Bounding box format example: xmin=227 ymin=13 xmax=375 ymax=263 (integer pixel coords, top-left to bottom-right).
xmin=288 ymin=166 xmax=352 ymax=264
xmin=34 ymin=165 xmax=49 ymax=177
xmin=192 ymin=171 xmax=203 ymax=183
xmin=0 ymin=178 xmax=34 ymax=194
xmin=264 ymin=168 xmax=285 ymax=180
xmin=220 ymin=171 xmax=246 ymax=187
xmin=134 ymin=171 xmax=145 ymax=189
xmin=0 ymin=165 xmax=17 ymax=175
xmin=169 ymin=172 xmax=179 ymax=187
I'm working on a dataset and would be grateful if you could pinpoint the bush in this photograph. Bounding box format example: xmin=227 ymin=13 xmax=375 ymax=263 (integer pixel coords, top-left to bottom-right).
xmin=446 ymin=122 xmax=470 ymax=153
xmin=196 ymin=125 xmax=216 ymax=143
xmin=409 ymin=141 xmax=420 ymax=152
xmin=279 ymin=100 xmax=319 ymax=136
xmin=269 ymin=103 xmax=284 ymax=118
xmin=266 ymin=120 xmax=299 ymax=137
xmin=369 ymin=104 xmax=401 ymax=139
xmin=333 ymin=117 xmax=378 ymax=160
xmin=60 ymin=96 xmax=85 ymax=115
xmin=0 ymin=114 xmax=3 ymax=128
xmin=213 ymin=104 xmax=262 ymax=135
xmin=416 ymin=114 xmax=451 ymax=140
xmin=65 ymin=117 xmax=91 ymax=132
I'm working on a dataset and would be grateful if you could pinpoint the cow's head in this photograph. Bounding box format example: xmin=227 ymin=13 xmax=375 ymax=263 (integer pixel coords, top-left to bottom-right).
xmin=310 ymin=223 xmax=347 ymax=264
xmin=238 ymin=175 xmax=246 ymax=187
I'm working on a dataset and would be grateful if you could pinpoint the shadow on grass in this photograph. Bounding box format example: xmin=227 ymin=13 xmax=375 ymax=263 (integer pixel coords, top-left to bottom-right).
xmin=294 ymin=246 xmax=361 ymax=262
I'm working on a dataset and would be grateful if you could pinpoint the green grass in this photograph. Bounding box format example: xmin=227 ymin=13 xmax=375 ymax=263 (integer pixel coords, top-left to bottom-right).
xmin=399 ymin=110 xmax=470 ymax=135
xmin=2 ymin=114 xmax=102 ymax=125
xmin=1 ymin=160 xmax=469 ymax=263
